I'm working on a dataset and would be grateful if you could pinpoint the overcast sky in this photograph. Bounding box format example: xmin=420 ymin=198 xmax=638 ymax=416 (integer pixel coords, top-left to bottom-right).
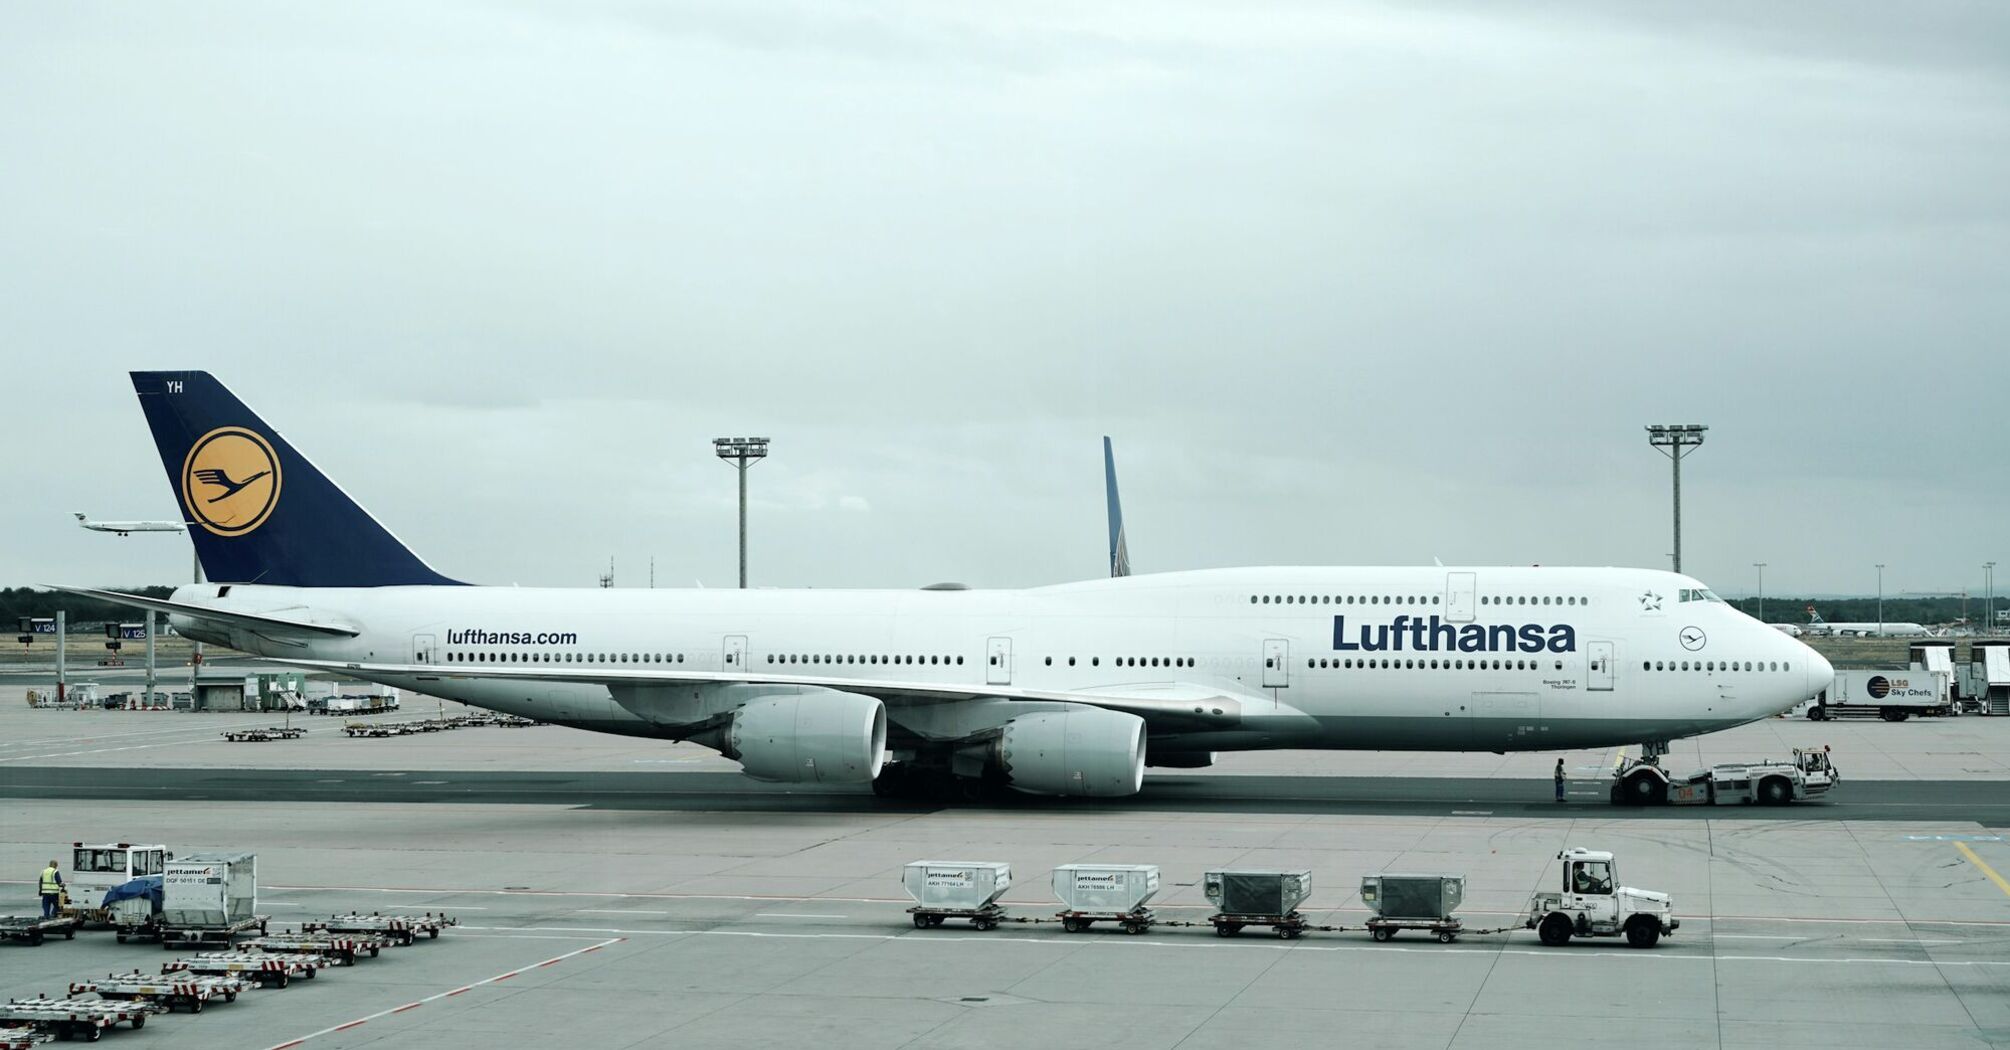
xmin=3 ymin=2 xmax=2005 ymax=600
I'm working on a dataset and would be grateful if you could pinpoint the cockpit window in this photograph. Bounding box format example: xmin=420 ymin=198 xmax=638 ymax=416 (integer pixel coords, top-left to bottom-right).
xmin=1678 ymin=588 xmax=1723 ymax=603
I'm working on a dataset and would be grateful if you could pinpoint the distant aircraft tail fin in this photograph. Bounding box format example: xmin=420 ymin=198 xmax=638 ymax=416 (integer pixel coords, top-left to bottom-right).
xmin=1104 ymin=436 xmax=1130 ymax=578
xmin=1806 ymin=606 xmax=1826 ymax=625
xmin=130 ymin=371 xmax=461 ymax=587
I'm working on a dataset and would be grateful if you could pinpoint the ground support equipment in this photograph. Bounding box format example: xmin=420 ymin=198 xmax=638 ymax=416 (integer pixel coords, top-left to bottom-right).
xmin=162 ymin=952 xmax=316 ymax=988
xmin=220 ymin=727 xmax=305 ymax=742
xmin=1056 ymin=908 xmax=1156 ymax=935
xmin=0 ymin=998 xmax=160 ymax=1042
xmin=242 ymin=933 xmax=387 ymax=964
xmin=906 ymin=904 xmax=1008 ymax=931
xmin=158 ymin=916 xmax=266 ymax=951
xmin=67 ymin=973 xmax=249 ymax=1014
xmin=301 ymin=912 xmax=456 ymax=945
xmin=0 ymin=917 xmax=79 ymax=947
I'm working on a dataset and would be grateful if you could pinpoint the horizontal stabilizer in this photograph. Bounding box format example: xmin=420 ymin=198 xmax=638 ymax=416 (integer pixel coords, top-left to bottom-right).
xmin=47 ymin=586 xmax=361 ymax=638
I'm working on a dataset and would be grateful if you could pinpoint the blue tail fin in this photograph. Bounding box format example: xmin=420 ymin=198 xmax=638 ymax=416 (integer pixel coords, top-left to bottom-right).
xmin=131 ymin=371 xmax=461 ymax=587
xmin=1104 ymin=436 xmax=1130 ymax=578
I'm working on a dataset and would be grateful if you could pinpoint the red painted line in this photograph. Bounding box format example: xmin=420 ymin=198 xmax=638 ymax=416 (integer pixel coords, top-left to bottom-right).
xmin=332 ymin=1021 xmax=367 ymax=1032
xmin=537 ymin=959 xmax=562 ymax=968
xmin=391 ymin=1003 xmax=422 ymax=1014
xmin=444 ymin=987 xmax=473 ymax=997
xmin=492 ymin=972 xmax=517 ymax=982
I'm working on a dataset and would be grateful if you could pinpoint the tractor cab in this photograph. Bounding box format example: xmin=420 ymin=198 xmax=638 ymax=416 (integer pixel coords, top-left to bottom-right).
xmin=1794 ymin=747 xmax=1838 ymax=785
xmin=69 ymin=843 xmax=171 ymax=906
xmin=1527 ymin=847 xmax=1678 ymax=948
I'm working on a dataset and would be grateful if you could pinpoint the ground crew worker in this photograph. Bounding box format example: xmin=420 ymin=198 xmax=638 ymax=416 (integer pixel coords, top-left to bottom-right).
xmin=38 ymin=859 xmax=63 ymax=918
xmin=1554 ymin=758 xmax=1566 ymax=802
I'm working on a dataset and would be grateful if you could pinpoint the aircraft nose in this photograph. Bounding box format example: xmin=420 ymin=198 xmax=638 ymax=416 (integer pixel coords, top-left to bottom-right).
xmin=1804 ymin=647 xmax=1833 ymax=699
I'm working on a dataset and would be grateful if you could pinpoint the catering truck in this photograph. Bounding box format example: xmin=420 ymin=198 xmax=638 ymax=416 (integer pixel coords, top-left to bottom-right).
xmin=1809 ymin=670 xmax=1950 ymax=721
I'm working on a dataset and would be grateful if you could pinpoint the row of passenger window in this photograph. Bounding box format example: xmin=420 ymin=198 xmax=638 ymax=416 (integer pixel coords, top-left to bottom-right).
xmin=1646 ymin=659 xmax=1791 ymax=673
xmin=1043 ymin=656 xmax=1197 ymax=668
xmin=770 ymin=654 xmax=963 ymax=667
xmin=449 ymin=651 xmax=684 ymax=664
xmin=1253 ymin=594 xmax=1592 ymax=607
xmin=1310 ymin=657 xmax=1563 ymax=671
xmin=1256 ymin=594 xmax=1440 ymax=606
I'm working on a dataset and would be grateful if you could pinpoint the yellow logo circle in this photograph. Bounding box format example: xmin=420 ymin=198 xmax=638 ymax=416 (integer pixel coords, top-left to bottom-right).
xmin=180 ymin=427 xmax=282 ymax=536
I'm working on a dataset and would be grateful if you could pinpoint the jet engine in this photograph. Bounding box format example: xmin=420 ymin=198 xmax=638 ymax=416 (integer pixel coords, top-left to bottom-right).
xmin=991 ymin=706 xmax=1145 ymax=797
xmin=726 ymin=690 xmax=887 ymax=784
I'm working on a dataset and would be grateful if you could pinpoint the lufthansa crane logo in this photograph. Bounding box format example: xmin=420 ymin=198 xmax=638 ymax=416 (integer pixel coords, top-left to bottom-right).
xmin=1678 ymin=626 xmax=1707 ymax=651
xmin=180 ymin=427 xmax=282 ymax=536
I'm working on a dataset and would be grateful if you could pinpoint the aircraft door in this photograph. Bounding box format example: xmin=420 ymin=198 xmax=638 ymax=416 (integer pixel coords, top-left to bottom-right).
xmin=723 ymin=635 xmax=748 ymax=673
xmin=1263 ymin=639 xmax=1289 ymax=688
xmin=1588 ymin=640 xmax=1614 ymax=691
xmin=987 ymin=637 xmax=1012 ymax=686
xmin=1445 ymin=572 xmax=1476 ymax=623
xmin=412 ymin=634 xmax=436 ymax=665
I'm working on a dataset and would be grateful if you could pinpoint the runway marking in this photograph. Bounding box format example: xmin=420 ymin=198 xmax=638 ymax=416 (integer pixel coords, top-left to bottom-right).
xmin=1956 ymin=842 xmax=2010 ymax=899
xmin=453 ymin=925 xmax=2010 ymax=968
xmin=578 ymin=908 xmax=669 ymax=915
xmin=263 ymin=936 xmax=623 ymax=1050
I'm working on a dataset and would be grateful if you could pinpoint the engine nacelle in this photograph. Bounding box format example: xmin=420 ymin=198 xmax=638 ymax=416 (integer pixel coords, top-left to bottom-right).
xmin=728 ymin=690 xmax=887 ymax=784
xmin=996 ymin=706 xmax=1145 ymax=797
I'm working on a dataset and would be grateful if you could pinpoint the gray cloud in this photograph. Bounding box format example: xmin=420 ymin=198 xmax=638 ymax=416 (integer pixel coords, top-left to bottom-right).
xmin=2 ymin=1 xmax=2004 ymax=600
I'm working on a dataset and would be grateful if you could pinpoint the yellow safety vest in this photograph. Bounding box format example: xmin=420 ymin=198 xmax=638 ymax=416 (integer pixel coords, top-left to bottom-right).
xmin=39 ymin=867 xmax=61 ymax=895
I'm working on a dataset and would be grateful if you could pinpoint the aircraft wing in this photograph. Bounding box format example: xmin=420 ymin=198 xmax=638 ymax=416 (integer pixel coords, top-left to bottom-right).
xmin=48 ymin=587 xmax=362 ymax=639
xmin=273 ymin=658 xmax=1251 ymax=732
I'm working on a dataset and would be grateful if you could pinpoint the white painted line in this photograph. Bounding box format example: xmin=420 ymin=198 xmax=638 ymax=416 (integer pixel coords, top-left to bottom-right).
xmin=577 ymin=909 xmax=669 ymax=915
xmin=451 ymin=925 xmax=2010 ymax=968
xmin=264 ymin=936 xmax=622 ymax=1050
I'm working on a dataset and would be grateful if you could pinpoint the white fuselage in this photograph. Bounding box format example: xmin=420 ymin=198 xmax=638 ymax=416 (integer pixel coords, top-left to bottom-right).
xmin=170 ymin=565 xmax=1830 ymax=756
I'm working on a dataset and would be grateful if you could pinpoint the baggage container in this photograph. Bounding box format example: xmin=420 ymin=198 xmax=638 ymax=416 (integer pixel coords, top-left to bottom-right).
xmin=162 ymin=852 xmax=256 ymax=929
xmin=901 ymin=861 xmax=1011 ymax=912
xmin=1052 ymin=864 xmax=1159 ymax=915
xmin=1360 ymin=874 xmax=1463 ymax=921
xmin=1204 ymin=869 xmax=1311 ymax=917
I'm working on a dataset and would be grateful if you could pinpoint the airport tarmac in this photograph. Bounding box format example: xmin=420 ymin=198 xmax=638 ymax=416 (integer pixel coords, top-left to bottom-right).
xmin=3 ymin=704 xmax=2008 ymax=1048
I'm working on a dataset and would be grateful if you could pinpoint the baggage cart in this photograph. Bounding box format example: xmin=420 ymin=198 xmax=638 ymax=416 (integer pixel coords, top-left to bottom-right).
xmin=0 ymin=997 xmax=160 ymax=1042
xmin=0 ymin=916 xmax=78 ymax=947
xmin=221 ymin=727 xmax=306 ymax=742
xmin=1052 ymin=864 xmax=1160 ymax=934
xmin=242 ymin=933 xmax=388 ymax=964
xmin=158 ymin=916 xmax=266 ymax=950
xmin=901 ymin=861 xmax=1011 ymax=931
xmin=1360 ymin=874 xmax=1468 ymax=943
xmin=163 ymin=952 xmax=316 ymax=988
xmin=300 ymin=912 xmax=457 ymax=945
xmin=0 ymin=1028 xmax=50 ymax=1049
xmin=1203 ymin=869 xmax=1313 ymax=939
xmin=68 ymin=972 xmax=250 ymax=1013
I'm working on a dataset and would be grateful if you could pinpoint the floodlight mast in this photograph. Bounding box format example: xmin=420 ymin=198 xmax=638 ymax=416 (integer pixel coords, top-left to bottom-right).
xmin=1645 ymin=425 xmax=1707 ymax=574
xmin=713 ymin=437 xmax=771 ymax=589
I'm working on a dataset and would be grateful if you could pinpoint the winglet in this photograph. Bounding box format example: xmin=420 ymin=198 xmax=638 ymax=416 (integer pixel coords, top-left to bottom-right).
xmin=1104 ymin=437 xmax=1130 ymax=578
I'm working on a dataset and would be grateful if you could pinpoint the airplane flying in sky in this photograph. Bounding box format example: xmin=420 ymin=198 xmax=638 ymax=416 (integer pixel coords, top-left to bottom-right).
xmin=74 ymin=512 xmax=185 ymax=537
xmin=63 ymin=372 xmax=1832 ymax=802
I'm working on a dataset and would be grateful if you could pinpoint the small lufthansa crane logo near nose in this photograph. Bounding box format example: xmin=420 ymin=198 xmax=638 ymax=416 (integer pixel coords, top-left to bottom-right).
xmin=1678 ymin=626 xmax=1707 ymax=651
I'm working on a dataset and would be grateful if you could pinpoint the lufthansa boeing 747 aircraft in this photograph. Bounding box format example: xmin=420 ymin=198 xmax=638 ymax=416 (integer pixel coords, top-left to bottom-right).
xmin=63 ymin=372 xmax=1832 ymax=801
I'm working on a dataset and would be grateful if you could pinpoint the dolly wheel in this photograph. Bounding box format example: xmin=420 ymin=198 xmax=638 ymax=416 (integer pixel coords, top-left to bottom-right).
xmin=912 ymin=914 xmax=929 ymax=929
xmin=1438 ymin=931 xmax=1456 ymax=944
